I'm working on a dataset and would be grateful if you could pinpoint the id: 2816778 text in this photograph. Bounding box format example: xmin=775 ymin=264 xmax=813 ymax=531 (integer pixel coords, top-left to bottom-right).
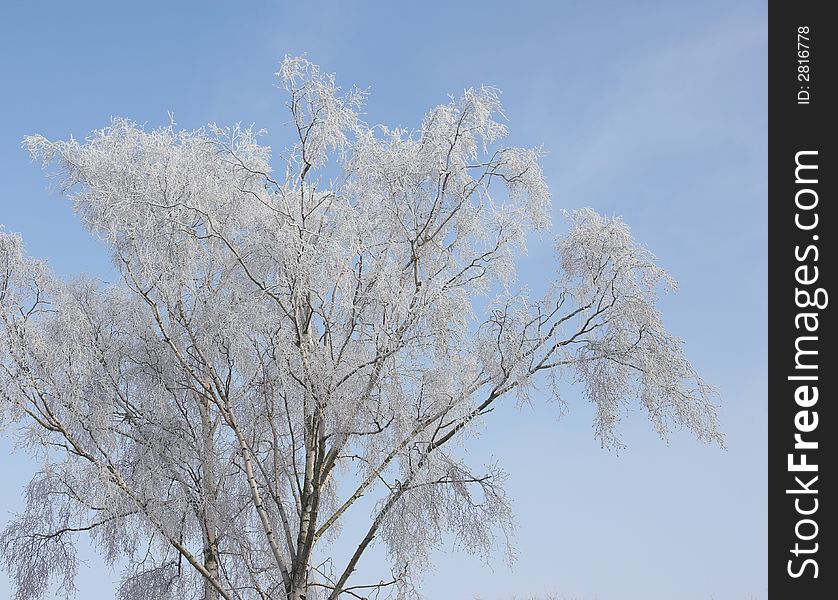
xmin=797 ymin=26 xmax=811 ymax=105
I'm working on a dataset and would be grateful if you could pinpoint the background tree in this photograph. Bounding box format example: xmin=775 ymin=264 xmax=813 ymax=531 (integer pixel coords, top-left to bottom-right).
xmin=0 ymin=57 xmax=722 ymax=600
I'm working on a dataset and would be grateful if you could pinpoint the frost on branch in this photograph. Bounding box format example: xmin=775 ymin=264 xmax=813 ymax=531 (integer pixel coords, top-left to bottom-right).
xmin=1 ymin=57 xmax=721 ymax=600
xmin=555 ymin=209 xmax=722 ymax=448
xmin=0 ymin=472 xmax=80 ymax=600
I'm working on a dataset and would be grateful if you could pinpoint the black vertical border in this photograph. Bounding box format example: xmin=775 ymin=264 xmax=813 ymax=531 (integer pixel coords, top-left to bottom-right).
xmin=769 ymin=2 xmax=833 ymax=597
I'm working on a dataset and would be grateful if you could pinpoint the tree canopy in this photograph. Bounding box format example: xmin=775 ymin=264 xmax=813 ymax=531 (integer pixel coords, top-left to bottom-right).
xmin=0 ymin=57 xmax=722 ymax=600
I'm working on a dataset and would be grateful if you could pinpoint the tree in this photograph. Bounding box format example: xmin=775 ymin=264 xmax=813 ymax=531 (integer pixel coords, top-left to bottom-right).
xmin=0 ymin=57 xmax=722 ymax=600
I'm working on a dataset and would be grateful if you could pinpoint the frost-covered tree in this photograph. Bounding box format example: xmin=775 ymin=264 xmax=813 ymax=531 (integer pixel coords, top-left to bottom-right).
xmin=0 ymin=57 xmax=722 ymax=600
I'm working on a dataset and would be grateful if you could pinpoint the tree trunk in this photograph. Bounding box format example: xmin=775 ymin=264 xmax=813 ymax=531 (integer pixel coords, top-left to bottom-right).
xmin=288 ymin=540 xmax=309 ymax=600
xmin=199 ymin=393 xmax=221 ymax=600
xmin=203 ymin=545 xmax=220 ymax=600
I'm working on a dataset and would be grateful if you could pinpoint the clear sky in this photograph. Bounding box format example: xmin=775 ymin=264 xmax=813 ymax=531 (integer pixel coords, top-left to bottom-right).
xmin=0 ymin=2 xmax=766 ymax=599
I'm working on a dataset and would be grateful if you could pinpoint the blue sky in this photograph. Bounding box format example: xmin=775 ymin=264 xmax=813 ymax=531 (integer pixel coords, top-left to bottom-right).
xmin=0 ymin=2 xmax=766 ymax=599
